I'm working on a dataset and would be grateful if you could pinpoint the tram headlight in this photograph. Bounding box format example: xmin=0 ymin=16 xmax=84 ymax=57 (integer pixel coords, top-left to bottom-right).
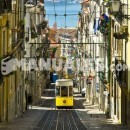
xmin=63 ymin=100 xmax=66 ymax=103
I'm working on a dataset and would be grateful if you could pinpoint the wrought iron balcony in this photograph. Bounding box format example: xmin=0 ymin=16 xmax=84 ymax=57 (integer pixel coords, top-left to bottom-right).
xmin=113 ymin=26 xmax=128 ymax=40
xmin=12 ymin=24 xmax=24 ymax=47
xmin=31 ymin=27 xmax=37 ymax=39
xmin=98 ymin=71 xmax=107 ymax=85
xmin=37 ymin=20 xmax=48 ymax=35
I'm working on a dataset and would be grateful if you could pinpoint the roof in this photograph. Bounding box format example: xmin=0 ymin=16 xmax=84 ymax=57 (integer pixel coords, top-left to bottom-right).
xmin=80 ymin=0 xmax=89 ymax=4
xmin=49 ymin=28 xmax=57 ymax=33
xmin=49 ymin=37 xmax=60 ymax=48
xmin=56 ymin=28 xmax=77 ymax=40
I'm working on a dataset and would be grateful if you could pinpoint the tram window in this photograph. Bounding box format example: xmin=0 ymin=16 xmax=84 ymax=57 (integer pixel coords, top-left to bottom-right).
xmin=56 ymin=86 xmax=60 ymax=96
xmin=69 ymin=86 xmax=73 ymax=96
xmin=61 ymin=86 xmax=68 ymax=97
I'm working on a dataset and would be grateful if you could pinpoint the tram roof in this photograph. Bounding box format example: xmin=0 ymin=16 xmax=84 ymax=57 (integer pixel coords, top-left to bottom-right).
xmin=56 ymin=79 xmax=73 ymax=86
xmin=56 ymin=79 xmax=73 ymax=82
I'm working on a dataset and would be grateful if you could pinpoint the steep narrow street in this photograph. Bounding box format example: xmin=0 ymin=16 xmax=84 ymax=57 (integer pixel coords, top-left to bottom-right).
xmin=0 ymin=0 xmax=130 ymax=129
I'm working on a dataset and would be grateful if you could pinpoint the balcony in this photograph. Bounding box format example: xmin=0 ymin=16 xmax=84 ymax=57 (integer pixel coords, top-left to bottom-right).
xmin=31 ymin=27 xmax=37 ymax=39
xmin=97 ymin=14 xmax=109 ymax=35
xmin=0 ymin=0 xmax=11 ymax=14
xmin=113 ymin=26 xmax=128 ymax=40
xmin=12 ymin=23 xmax=24 ymax=47
xmin=37 ymin=21 xmax=47 ymax=35
xmin=37 ymin=1 xmax=44 ymax=12
xmin=12 ymin=31 xmax=24 ymax=47
xmin=98 ymin=71 xmax=107 ymax=85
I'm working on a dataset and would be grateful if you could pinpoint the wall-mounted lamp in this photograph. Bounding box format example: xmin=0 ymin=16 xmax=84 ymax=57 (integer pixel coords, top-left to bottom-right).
xmin=35 ymin=48 xmax=41 ymax=58
xmin=109 ymin=1 xmax=130 ymax=20
xmin=111 ymin=1 xmax=121 ymax=12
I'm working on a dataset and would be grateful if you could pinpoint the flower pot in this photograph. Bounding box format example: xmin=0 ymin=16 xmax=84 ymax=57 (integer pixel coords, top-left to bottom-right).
xmin=113 ymin=32 xmax=128 ymax=39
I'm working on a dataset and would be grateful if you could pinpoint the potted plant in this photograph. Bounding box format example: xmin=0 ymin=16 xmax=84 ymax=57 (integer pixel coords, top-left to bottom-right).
xmin=98 ymin=14 xmax=110 ymax=35
xmin=31 ymin=27 xmax=37 ymax=38
xmin=113 ymin=32 xmax=128 ymax=39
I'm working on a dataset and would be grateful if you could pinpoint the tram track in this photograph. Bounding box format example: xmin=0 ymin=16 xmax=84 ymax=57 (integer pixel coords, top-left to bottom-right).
xmin=70 ymin=111 xmax=78 ymax=130
xmin=67 ymin=111 xmax=73 ymax=130
xmin=34 ymin=83 xmax=86 ymax=130
xmin=42 ymin=110 xmax=52 ymax=129
xmin=47 ymin=111 xmax=57 ymax=129
xmin=34 ymin=109 xmax=86 ymax=130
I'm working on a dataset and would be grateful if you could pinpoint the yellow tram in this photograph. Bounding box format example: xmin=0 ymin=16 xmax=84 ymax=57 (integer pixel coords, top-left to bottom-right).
xmin=55 ymin=79 xmax=73 ymax=108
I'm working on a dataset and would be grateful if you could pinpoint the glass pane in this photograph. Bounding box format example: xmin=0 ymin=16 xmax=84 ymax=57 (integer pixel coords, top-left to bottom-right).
xmin=69 ymin=86 xmax=73 ymax=96
xmin=56 ymin=86 xmax=60 ymax=96
xmin=61 ymin=86 xmax=68 ymax=97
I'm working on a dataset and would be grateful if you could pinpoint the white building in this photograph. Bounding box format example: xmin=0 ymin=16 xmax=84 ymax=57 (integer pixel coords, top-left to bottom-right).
xmin=24 ymin=0 xmax=48 ymax=105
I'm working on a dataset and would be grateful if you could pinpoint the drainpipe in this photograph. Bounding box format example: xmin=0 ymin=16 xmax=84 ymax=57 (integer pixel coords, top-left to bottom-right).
xmin=6 ymin=12 xmax=9 ymax=122
xmin=107 ymin=17 xmax=111 ymax=118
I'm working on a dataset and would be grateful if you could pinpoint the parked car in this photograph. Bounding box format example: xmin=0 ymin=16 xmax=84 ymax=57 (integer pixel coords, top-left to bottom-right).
xmin=81 ymin=87 xmax=86 ymax=97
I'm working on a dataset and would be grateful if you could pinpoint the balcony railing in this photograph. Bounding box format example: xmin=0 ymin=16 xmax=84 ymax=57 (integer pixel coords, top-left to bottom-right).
xmin=113 ymin=26 xmax=128 ymax=40
xmin=12 ymin=24 xmax=24 ymax=47
xmin=37 ymin=20 xmax=47 ymax=35
xmin=98 ymin=71 xmax=107 ymax=84
xmin=31 ymin=27 xmax=37 ymax=39
xmin=97 ymin=14 xmax=110 ymax=35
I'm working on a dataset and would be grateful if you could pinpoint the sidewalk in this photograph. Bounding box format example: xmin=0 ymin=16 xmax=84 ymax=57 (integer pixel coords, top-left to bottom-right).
xmin=81 ymin=101 xmax=128 ymax=130
xmin=0 ymin=108 xmax=45 ymax=130
xmin=73 ymin=87 xmax=128 ymax=130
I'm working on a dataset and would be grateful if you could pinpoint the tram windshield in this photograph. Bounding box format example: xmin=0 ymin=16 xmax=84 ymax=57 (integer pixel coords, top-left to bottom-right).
xmin=61 ymin=86 xmax=68 ymax=97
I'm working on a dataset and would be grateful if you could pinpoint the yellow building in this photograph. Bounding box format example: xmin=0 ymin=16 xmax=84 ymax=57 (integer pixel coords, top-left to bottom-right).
xmin=0 ymin=0 xmax=25 ymax=122
xmin=127 ymin=0 xmax=130 ymax=127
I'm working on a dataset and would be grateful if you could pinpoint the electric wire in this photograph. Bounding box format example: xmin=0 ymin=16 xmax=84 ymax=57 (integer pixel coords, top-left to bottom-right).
xmin=11 ymin=10 xmax=79 ymax=16
xmin=52 ymin=0 xmax=57 ymax=23
xmin=63 ymin=0 xmax=67 ymax=39
xmin=64 ymin=0 xmax=67 ymax=28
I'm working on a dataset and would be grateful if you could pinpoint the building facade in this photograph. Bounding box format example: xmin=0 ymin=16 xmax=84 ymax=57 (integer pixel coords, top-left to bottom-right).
xmin=0 ymin=0 xmax=25 ymax=122
xmin=78 ymin=0 xmax=130 ymax=127
xmin=24 ymin=0 xmax=48 ymax=105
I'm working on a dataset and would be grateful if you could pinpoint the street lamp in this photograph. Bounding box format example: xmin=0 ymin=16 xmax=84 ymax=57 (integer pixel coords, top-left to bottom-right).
xmin=111 ymin=1 xmax=121 ymax=12
xmin=110 ymin=1 xmax=130 ymax=20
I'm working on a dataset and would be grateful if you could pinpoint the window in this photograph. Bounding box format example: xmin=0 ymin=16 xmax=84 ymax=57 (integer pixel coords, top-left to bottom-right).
xmin=12 ymin=30 xmax=17 ymax=47
xmin=2 ymin=31 xmax=5 ymax=55
xmin=63 ymin=44 xmax=66 ymax=48
xmin=69 ymin=86 xmax=73 ymax=96
xmin=61 ymin=86 xmax=68 ymax=97
xmin=0 ymin=0 xmax=11 ymax=13
xmin=56 ymin=86 xmax=60 ymax=96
